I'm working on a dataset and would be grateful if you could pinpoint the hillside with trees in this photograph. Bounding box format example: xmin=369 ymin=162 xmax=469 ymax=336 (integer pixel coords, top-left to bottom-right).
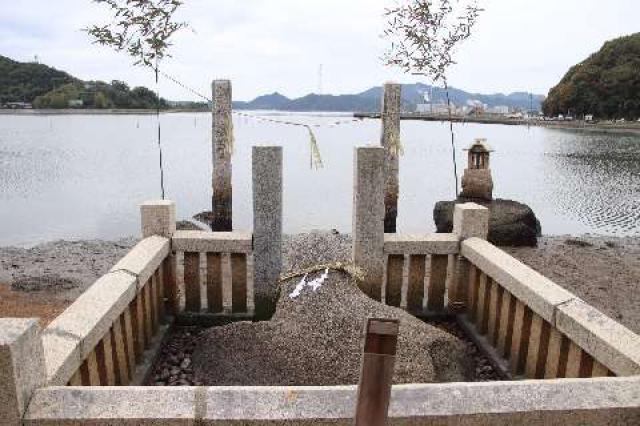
xmin=543 ymin=33 xmax=640 ymax=119
xmin=0 ymin=55 xmax=165 ymax=109
xmin=33 ymin=80 xmax=166 ymax=109
xmin=0 ymin=55 xmax=77 ymax=104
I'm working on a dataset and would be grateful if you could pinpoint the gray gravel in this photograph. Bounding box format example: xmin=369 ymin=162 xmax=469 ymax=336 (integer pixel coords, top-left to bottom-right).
xmin=192 ymin=269 xmax=474 ymax=386
xmin=282 ymin=231 xmax=352 ymax=272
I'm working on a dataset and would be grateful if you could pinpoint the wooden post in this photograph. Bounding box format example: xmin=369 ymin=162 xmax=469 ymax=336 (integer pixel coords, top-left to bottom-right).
xmin=380 ymin=82 xmax=401 ymax=233
xmin=212 ymin=79 xmax=233 ymax=231
xmin=354 ymin=318 xmax=398 ymax=426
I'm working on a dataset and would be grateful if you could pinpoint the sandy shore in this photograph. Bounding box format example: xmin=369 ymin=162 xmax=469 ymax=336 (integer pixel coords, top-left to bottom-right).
xmin=1 ymin=233 xmax=638 ymax=334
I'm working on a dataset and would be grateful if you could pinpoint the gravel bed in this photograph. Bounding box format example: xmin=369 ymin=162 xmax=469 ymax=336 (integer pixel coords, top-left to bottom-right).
xmin=146 ymin=319 xmax=500 ymax=386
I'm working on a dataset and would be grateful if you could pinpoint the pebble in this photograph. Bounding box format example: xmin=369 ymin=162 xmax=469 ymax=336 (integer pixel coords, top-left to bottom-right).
xmin=147 ymin=326 xmax=204 ymax=386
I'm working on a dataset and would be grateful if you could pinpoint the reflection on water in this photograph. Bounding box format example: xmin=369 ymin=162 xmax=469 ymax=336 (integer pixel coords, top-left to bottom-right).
xmin=0 ymin=113 xmax=638 ymax=246
xmin=543 ymin=131 xmax=640 ymax=235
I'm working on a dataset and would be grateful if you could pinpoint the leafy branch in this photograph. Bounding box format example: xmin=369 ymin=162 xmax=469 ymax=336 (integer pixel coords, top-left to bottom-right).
xmin=84 ymin=0 xmax=187 ymax=68
xmin=382 ymin=0 xmax=482 ymax=85
xmin=382 ymin=0 xmax=483 ymax=196
xmin=84 ymin=0 xmax=188 ymax=200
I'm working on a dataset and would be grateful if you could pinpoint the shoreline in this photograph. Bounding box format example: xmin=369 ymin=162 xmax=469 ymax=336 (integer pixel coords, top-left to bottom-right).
xmin=0 ymin=108 xmax=207 ymax=115
xmin=3 ymin=108 xmax=639 ymax=134
xmin=1 ymin=233 xmax=638 ymax=335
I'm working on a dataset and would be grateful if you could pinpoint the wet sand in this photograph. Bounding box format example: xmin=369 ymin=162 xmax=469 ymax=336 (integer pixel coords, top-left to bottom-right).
xmin=1 ymin=233 xmax=638 ymax=335
xmin=504 ymin=235 xmax=640 ymax=334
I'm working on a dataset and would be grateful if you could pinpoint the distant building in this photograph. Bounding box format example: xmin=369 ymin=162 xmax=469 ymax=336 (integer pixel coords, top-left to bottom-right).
xmin=3 ymin=102 xmax=32 ymax=109
xmin=488 ymin=105 xmax=510 ymax=115
xmin=68 ymin=99 xmax=83 ymax=108
xmin=431 ymin=103 xmax=451 ymax=115
xmin=414 ymin=102 xmax=452 ymax=114
xmin=585 ymin=114 xmax=594 ymax=122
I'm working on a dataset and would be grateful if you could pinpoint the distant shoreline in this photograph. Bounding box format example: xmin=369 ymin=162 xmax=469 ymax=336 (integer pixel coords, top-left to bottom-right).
xmin=0 ymin=108 xmax=208 ymax=115
xmin=2 ymin=108 xmax=639 ymax=135
xmin=355 ymin=112 xmax=640 ymax=135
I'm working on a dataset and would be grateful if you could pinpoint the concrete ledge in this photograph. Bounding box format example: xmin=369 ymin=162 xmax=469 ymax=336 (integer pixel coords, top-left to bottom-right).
xmin=387 ymin=377 xmax=640 ymax=424
xmin=110 ymin=235 xmax=170 ymax=290
xmin=24 ymin=378 xmax=640 ymax=424
xmin=383 ymin=233 xmax=459 ymax=255
xmin=41 ymin=332 xmax=81 ymax=386
xmin=42 ymin=271 xmax=137 ymax=385
xmin=172 ymin=230 xmax=253 ymax=253
xmin=24 ymin=387 xmax=198 ymax=424
xmin=461 ymin=238 xmax=574 ymax=323
xmin=0 ymin=318 xmax=45 ymax=422
xmin=556 ymin=299 xmax=640 ymax=376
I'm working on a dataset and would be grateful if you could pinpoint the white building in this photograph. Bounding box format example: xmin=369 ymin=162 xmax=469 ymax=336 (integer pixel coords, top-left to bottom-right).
xmin=488 ymin=105 xmax=510 ymax=115
xmin=415 ymin=102 xmax=451 ymax=115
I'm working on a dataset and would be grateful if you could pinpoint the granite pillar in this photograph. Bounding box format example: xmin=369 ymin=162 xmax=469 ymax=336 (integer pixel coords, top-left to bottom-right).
xmin=380 ymin=82 xmax=401 ymax=233
xmin=352 ymin=146 xmax=385 ymax=300
xmin=212 ymin=79 xmax=233 ymax=231
xmin=252 ymin=146 xmax=283 ymax=318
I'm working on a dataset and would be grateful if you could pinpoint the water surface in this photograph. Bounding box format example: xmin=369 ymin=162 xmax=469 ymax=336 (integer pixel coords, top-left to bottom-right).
xmin=0 ymin=112 xmax=638 ymax=246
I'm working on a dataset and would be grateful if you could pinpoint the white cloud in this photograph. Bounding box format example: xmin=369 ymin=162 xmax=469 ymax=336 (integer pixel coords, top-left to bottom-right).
xmin=1 ymin=0 xmax=638 ymax=100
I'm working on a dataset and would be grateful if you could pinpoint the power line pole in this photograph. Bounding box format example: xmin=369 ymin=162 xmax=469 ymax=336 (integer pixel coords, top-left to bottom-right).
xmin=317 ymin=64 xmax=323 ymax=94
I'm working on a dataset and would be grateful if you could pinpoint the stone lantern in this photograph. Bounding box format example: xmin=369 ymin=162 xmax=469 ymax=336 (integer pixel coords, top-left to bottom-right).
xmin=460 ymin=138 xmax=493 ymax=200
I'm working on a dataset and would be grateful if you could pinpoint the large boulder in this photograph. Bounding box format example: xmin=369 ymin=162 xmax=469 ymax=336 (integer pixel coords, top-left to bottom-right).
xmin=434 ymin=198 xmax=541 ymax=247
xmin=192 ymin=270 xmax=474 ymax=385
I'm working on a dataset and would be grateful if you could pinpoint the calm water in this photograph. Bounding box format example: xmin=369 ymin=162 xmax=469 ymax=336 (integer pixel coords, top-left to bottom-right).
xmin=0 ymin=112 xmax=639 ymax=246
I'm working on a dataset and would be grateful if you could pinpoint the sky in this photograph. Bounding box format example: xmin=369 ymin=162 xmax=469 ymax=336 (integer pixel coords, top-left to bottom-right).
xmin=1 ymin=0 xmax=639 ymax=101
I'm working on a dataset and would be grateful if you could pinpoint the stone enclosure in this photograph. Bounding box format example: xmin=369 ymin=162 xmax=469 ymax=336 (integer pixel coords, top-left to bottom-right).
xmin=1 ymin=144 xmax=640 ymax=425
xmin=2 ymin=81 xmax=640 ymax=424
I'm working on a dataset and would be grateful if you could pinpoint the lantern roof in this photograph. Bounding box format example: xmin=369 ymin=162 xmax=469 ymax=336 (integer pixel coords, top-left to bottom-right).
xmin=464 ymin=138 xmax=493 ymax=153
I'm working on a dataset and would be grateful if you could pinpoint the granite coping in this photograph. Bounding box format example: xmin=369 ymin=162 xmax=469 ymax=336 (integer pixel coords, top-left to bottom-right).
xmin=24 ymin=377 xmax=640 ymax=425
xmin=383 ymin=233 xmax=459 ymax=255
xmin=461 ymin=237 xmax=640 ymax=376
xmin=0 ymin=318 xmax=45 ymax=423
xmin=42 ymin=270 xmax=137 ymax=385
xmin=171 ymin=230 xmax=253 ymax=254
xmin=40 ymin=237 xmax=169 ymax=386
xmin=110 ymin=235 xmax=170 ymax=290
xmin=461 ymin=237 xmax=574 ymax=324
xmin=556 ymin=299 xmax=640 ymax=376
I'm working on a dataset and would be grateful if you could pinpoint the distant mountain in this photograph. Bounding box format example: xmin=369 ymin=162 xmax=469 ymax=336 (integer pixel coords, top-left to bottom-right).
xmin=234 ymin=83 xmax=544 ymax=112
xmin=0 ymin=55 xmax=77 ymax=104
xmin=543 ymin=33 xmax=640 ymax=119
